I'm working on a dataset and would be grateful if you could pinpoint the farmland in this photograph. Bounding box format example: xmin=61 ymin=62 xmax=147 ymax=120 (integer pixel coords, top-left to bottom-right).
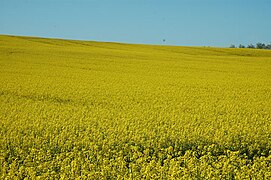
xmin=0 ymin=35 xmax=271 ymax=179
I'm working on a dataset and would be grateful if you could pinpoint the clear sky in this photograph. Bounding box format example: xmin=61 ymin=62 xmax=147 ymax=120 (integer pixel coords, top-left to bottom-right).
xmin=1 ymin=0 xmax=271 ymax=47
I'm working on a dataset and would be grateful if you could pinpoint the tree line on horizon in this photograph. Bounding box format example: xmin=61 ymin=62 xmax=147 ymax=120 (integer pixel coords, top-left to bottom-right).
xmin=229 ymin=42 xmax=271 ymax=50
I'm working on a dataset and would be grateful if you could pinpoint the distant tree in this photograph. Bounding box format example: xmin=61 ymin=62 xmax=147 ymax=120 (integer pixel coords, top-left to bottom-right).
xmin=239 ymin=44 xmax=245 ymax=48
xmin=256 ymin=43 xmax=266 ymax=49
xmin=229 ymin=42 xmax=271 ymax=50
xmin=247 ymin=44 xmax=255 ymax=48
xmin=266 ymin=43 xmax=271 ymax=49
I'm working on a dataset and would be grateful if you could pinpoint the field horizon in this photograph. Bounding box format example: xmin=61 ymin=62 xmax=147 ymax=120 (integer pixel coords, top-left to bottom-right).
xmin=0 ymin=34 xmax=271 ymax=179
xmin=3 ymin=34 xmax=271 ymax=49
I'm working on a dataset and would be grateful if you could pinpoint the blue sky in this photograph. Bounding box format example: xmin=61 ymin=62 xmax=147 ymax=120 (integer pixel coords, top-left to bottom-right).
xmin=0 ymin=0 xmax=270 ymax=47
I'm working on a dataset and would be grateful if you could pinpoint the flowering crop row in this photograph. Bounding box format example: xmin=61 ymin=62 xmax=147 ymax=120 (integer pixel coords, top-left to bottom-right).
xmin=0 ymin=35 xmax=271 ymax=179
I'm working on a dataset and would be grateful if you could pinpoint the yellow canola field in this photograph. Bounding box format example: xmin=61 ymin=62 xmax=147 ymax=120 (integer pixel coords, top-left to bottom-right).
xmin=0 ymin=35 xmax=271 ymax=179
